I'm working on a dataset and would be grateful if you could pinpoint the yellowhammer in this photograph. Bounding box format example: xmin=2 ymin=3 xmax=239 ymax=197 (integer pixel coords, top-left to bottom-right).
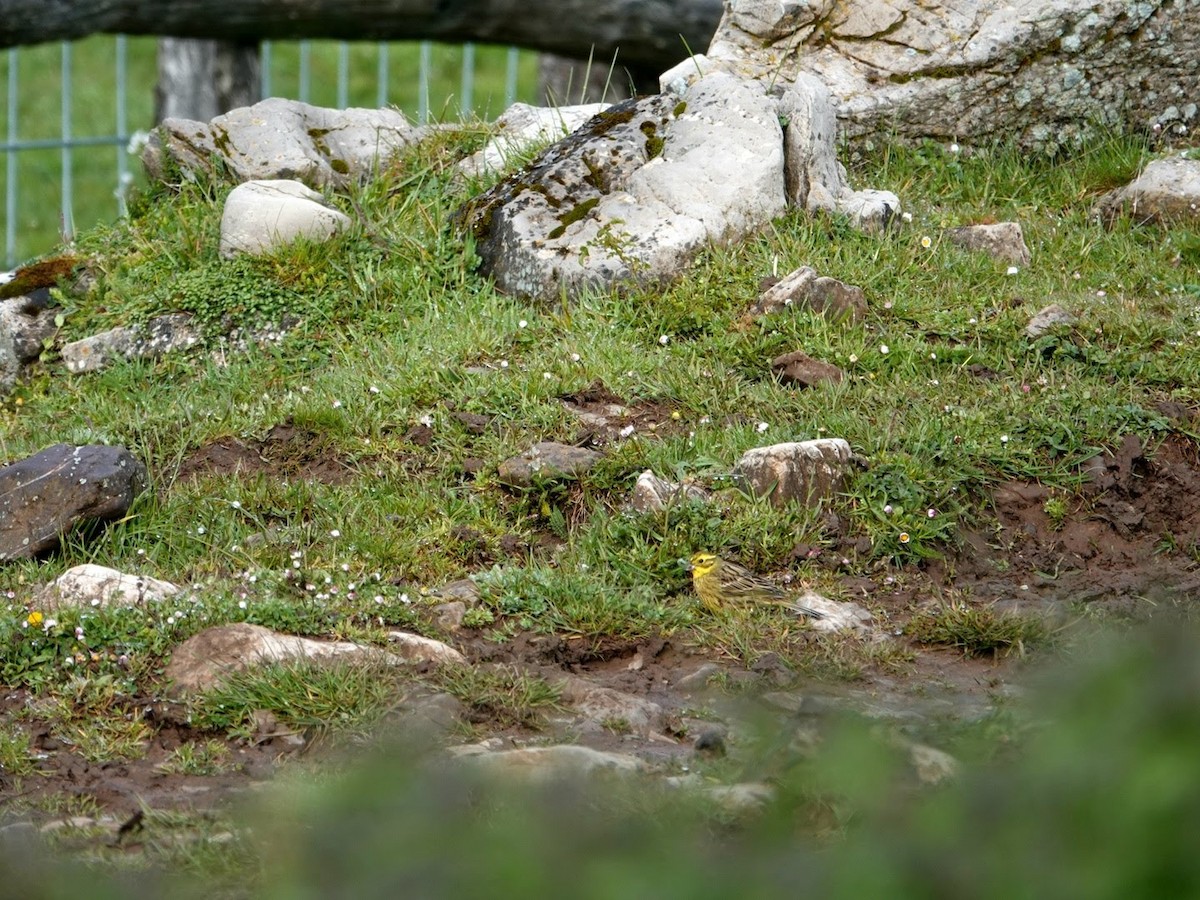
xmin=688 ymin=551 xmax=825 ymax=619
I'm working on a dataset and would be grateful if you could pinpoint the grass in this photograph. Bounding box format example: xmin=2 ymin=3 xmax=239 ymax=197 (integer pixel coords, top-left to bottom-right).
xmin=0 ymin=104 xmax=1197 ymax=892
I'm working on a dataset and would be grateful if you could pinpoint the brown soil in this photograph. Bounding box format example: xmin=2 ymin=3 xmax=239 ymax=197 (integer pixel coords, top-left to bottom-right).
xmin=7 ymin=431 xmax=1200 ymax=845
xmin=174 ymin=421 xmax=359 ymax=485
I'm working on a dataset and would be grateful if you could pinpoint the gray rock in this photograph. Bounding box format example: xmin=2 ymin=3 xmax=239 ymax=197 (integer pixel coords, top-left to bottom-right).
xmin=792 ymin=590 xmax=875 ymax=634
xmin=433 ymin=601 xmax=467 ymax=631
xmin=460 ymin=744 xmax=645 ymax=782
xmin=458 ymin=102 xmax=611 ymax=178
xmin=1096 ymin=156 xmax=1200 ymax=226
xmin=219 ymin=179 xmax=351 ymax=259
xmin=61 ymin=312 xmax=202 ymax=374
xmin=385 ymin=630 xmax=466 ymax=666
xmin=704 ymin=0 xmax=1200 ymax=151
xmin=748 ymin=266 xmax=867 ymax=323
xmin=463 ymin=73 xmax=786 ymax=302
xmin=771 ymin=350 xmax=844 ymax=388
xmin=163 ymin=623 xmax=399 ymax=695
xmin=628 ymin=470 xmax=710 ymax=513
xmin=403 ymin=691 xmax=467 ymax=738
xmin=733 ymin=438 xmax=853 ymax=508
xmin=0 ymin=290 xmax=58 ymax=395
xmin=436 ymin=578 xmax=482 ymax=604
xmin=497 ymin=441 xmax=602 ymax=488
xmin=556 ymin=674 xmax=666 ymax=736
xmin=144 ymin=97 xmax=427 ymax=189
xmin=944 ymin=222 xmax=1032 ymax=265
xmin=692 ymin=725 xmax=727 ymax=756
xmin=34 ymin=564 xmax=179 ymax=611
xmin=703 ymin=782 xmax=775 ymax=814
xmin=1026 ymin=303 xmax=1076 ymax=339
xmin=0 ymin=444 xmax=148 ymax=562
xmin=675 ymin=663 xmax=723 ymax=693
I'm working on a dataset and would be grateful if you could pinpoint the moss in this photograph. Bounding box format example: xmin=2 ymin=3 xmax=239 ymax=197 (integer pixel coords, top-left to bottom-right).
xmin=673 ymin=101 xmax=688 ymax=117
xmin=547 ymin=197 xmax=600 ymax=239
xmin=0 ymin=255 xmax=83 ymax=300
xmin=329 ymin=159 xmax=349 ymax=175
xmin=211 ymin=125 xmax=232 ymax=156
xmin=640 ymin=121 xmax=664 ymax=160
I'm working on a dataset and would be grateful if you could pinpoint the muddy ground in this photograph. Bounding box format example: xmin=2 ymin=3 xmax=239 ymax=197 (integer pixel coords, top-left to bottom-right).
xmin=4 ymin=428 xmax=1199 ymax=846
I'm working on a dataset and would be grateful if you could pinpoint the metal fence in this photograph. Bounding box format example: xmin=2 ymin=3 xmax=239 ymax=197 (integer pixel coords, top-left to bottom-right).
xmin=1 ymin=37 xmax=527 ymax=268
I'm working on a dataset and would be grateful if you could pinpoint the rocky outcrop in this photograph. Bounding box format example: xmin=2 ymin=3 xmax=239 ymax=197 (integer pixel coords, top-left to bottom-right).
xmin=462 ymin=75 xmax=788 ymax=302
xmin=702 ymin=0 xmax=1200 ymax=151
xmin=0 ymin=444 xmax=148 ymax=562
xmin=143 ymin=97 xmax=428 ymax=189
xmin=458 ymin=102 xmax=611 ymax=179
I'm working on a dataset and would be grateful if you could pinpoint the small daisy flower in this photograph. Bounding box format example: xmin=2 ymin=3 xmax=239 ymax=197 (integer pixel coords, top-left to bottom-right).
xmin=883 ymin=504 xmax=893 ymax=515
xmin=899 ymin=532 xmax=911 ymax=544
xmin=1006 ymin=266 xmax=1019 ymax=275
xmin=658 ymin=335 xmax=670 ymax=345
xmin=330 ymin=529 xmax=341 ymax=538
xmin=879 ymin=344 xmax=889 ymax=354
xmin=1000 ymin=434 xmax=1010 ymax=444
xmin=927 ymin=508 xmax=938 ymax=518
xmin=518 ymin=319 xmax=528 ymax=328
xmin=756 ymin=422 xmax=769 ymax=433
xmin=920 ymin=235 xmax=932 ymax=249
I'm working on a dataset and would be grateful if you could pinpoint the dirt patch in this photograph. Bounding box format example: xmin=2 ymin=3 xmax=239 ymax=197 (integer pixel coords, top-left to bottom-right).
xmin=561 ymin=380 xmax=685 ymax=447
xmin=935 ymin=433 xmax=1200 ymax=613
xmin=175 ymin=422 xmax=359 ymax=485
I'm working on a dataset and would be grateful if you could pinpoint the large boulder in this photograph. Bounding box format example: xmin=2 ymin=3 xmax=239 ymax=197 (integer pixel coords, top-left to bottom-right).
xmin=143 ymin=97 xmax=428 ymax=189
xmin=0 ymin=444 xmax=148 ymax=562
xmin=462 ymin=73 xmax=788 ymax=301
xmin=702 ymin=0 xmax=1200 ymax=151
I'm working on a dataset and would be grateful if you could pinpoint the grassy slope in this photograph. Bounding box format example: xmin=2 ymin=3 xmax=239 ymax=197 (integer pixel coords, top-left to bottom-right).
xmin=0 ymin=122 xmax=1198 ymax=891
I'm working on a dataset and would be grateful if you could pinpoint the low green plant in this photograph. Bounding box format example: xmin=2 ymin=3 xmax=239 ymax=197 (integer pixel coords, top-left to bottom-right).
xmin=432 ymin=664 xmax=562 ymax=729
xmin=907 ymin=602 xmax=1048 ymax=658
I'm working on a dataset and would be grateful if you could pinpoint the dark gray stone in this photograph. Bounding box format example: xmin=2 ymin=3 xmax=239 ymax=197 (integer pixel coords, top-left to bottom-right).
xmin=0 ymin=444 xmax=148 ymax=562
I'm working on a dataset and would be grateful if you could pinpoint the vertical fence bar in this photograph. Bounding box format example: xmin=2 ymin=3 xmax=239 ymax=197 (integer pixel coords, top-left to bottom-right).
xmin=261 ymin=41 xmax=273 ymax=98
xmin=504 ymin=46 xmax=520 ymax=109
xmin=417 ymin=42 xmax=431 ymax=124
xmin=336 ymin=41 xmax=349 ymax=108
xmin=460 ymin=43 xmax=475 ymax=117
xmin=298 ymin=41 xmax=311 ymax=102
xmin=376 ymin=43 xmax=389 ymax=107
xmin=60 ymin=42 xmax=75 ymax=242
xmin=115 ymin=35 xmax=128 ymax=217
xmin=6 ymin=49 xmax=18 ymax=267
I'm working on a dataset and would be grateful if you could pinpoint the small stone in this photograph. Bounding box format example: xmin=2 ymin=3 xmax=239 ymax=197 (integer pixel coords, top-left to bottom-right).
xmin=733 ymin=438 xmax=853 ymax=508
xmin=692 ymin=726 xmax=727 ymax=756
xmin=386 ymin=631 xmax=467 ymax=666
xmin=556 ymin=674 xmax=665 ymax=736
xmin=163 ymin=623 xmax=398 ymax=695
xmin=675 ymin=663 xmax=723 ymax=693
xmin=1095 ymin=156 xmax=1200 ymax=226
xmin=628 ymin=470 xmax=710 ymax=513
xmin=497 ymin=442 xmax=602 ymax=488
xmin=944 ymin=222 xmax=1032 ymax=265
xmin=436 ymin=579 xmax=482 ymax=604
xmin=747 ymin=266 xmax=867 ymax=323
xmin=462 ymin=745 xmax=645 ymax=782
xmin=770 ymin=350 xmax=844 ymax=388
xmin=220 ymin=179 xmax=351 ymax=259
xmin=0 ymin=444 xmax=148 ymax=562
xmin=1025 ymin=303 xmax=1076 ymax=339
xmin=34 ymin=564 xmax=179 ymax=612
xmin=908 ymin=742 xmax=960 ymax=786
xmin=703 ymin=782 xmax=775 ymax=814
xmin=433 ymin=601 xmax=467 ymax=631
